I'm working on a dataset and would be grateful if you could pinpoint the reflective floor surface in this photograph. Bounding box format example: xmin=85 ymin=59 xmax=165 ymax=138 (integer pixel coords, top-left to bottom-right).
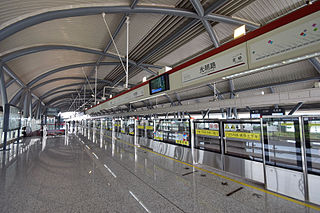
xmin=0 ymin=129 xmax=319 ymax=213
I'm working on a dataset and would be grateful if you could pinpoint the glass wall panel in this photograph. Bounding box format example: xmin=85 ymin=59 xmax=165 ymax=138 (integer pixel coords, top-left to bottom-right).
xmin=263 ymin=117 xmax=302 ymax=170
xmin=154 ymin=119 xmax=190 ymax=147
xmin=303 ymin=116 xmax=320 ymax=175
xmin=224 ymin=121 xmax=262 ymax=161
xmin=195 ymin=121 xmax=220 ymax=152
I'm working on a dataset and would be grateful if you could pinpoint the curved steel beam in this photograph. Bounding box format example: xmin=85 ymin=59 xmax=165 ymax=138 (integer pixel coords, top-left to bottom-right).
xmin=0 ymin=6 xmax=199 ymax=41
xmin=40 ymin=88 xmax=86 ymax=100
xmin=189 ymin=0 xmax=220 ymax=47
xmin=47 ymin=92 xmax=102 ymax=105
xmin=205 ymin=14 xmax=260 ymax=30
xmin=0 ymin=5 xmax=259 ymax=42
xmin=40 ymin=81 xmax=105 ymax=100
xmin=0 ymin=45 xmax=163 ymax=69
xmin=10 ymin=62 xmax=118 ymax=103
xmin=27 ymin=62 xmax=118 ymax=88
xmin=31 ymin=77 xmax=112 ymax=91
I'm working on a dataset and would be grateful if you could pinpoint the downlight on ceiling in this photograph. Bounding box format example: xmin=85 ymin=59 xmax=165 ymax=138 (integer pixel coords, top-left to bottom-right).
xmin=222 ymin=52 xmax=320 ymax=80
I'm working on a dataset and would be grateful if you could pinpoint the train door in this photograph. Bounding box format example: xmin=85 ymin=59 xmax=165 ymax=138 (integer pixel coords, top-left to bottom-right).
xmin=302 ymin=116 xmax=320 ymax=205
xmin=262 ymin=116 xmax=307 ymax=201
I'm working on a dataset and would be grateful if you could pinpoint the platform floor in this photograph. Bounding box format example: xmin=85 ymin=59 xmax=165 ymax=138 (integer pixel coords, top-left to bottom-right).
xmin=0 ymin=129 xmax=319 ymax=213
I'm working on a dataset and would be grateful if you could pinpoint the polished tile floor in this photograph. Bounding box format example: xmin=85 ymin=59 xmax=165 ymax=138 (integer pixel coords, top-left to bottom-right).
xmin=0 ymin=128 xmax=319 ymax=213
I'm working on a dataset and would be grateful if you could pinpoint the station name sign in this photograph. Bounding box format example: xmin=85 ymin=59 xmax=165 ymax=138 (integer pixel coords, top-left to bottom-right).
xmin=182 ymin=47 xmax=247 ymax=83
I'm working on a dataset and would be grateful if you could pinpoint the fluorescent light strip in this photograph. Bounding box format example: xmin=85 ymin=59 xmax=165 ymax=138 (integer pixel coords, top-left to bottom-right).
xmin=129 ymin=191 xmax=150 ymax=213
xmin=104 ymin=164 xmax=117 ymax=178
xmin=85 ymin=145 xmax=90 ymax=150
xmin=222 ymin=52 xmax=320 ymax=80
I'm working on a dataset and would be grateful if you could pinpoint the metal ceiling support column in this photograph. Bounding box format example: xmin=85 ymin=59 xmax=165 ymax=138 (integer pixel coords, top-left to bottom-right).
xmin=233 ymin=107 xmax=238 ymax=118
xmin=3 ymin=64 xmax=43 ymax=106
xmin=288 ymin=102 xmax=303 ymax=115
xmin=29 ymin=93 xmax=33 ymax=118
xmin=126 ymin=16 xmax=130 ymax=88
xmin=207 ymin=83 xmax=223 ymax=100
xmin=228 ymin=79 xmax=235 ymax=118
xmin=18 ymin=90 xmax=26 ymax=109
xmin=189 ymin=0 xmax=220 ymax=47
xmin=37 ymin=102 xmax=42 ymax=119
xmin=309 ymin=57 xmax=320 ymax=74
xmin=220 ymin=108 xmax=225 ymax=118
xmin=175 ymin=92 xmax=182 ymax=105
xmin=270 ymin=87 xmax=275 ymax=93
xmin=229 ymin=79 xmax=235 ymax=99
xmin=0 ymin=64 xmax=8 ymax=107
xmin=203 ymin=109 xmax=210 ymax=118
xmin=0 ymin=64 xmax=9 ymax=151
xmin=5 ymin=78 xmax=15 ymax=88
xmin=165 ymin=94 xmax=174 ymax=106
xmin=23 ymin=91 xmax=30 ymax=118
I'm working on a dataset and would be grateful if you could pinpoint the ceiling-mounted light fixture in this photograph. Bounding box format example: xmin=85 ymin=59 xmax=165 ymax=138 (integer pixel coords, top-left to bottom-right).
xmin=234 ymin=25 xmax=246 ymax=39
xmin=142 ymin=76 xmax=147 ymax=82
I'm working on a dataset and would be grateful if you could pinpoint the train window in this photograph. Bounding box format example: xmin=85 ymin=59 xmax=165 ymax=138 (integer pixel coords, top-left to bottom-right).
xmin=224 ymin=121 xmax=262 ymax=161
xmin=263 ymin=117 xmax=302 ymax=171
xmin=304 ymin=117 xmax=320 ymax=175
xmin=194 ymin=121 xmax=220 ymax=153
xmin=154 ymin=119 xmax=190 ymax=147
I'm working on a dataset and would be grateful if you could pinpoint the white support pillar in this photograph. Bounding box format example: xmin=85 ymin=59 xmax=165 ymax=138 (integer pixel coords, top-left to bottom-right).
xmin=126 ymin=16 xmax=130 ymax=89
